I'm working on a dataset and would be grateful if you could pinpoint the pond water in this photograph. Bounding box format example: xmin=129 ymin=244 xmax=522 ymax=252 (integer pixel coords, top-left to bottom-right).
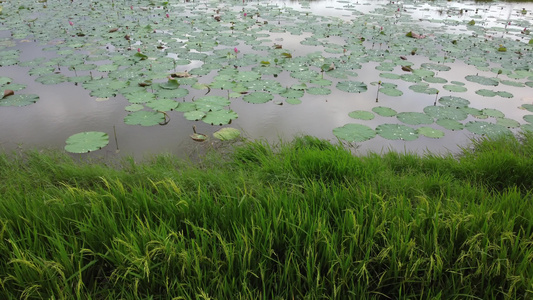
xmin=1 ymin=0 xmax=533 ymax=160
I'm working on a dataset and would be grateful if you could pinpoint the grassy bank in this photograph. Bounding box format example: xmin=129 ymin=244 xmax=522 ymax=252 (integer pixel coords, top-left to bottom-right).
xmin=1 ymin=133 xmax=533 ymax=299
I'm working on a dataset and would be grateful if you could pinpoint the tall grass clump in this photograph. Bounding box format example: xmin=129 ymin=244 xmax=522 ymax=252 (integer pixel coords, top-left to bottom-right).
xmin=0 ymin=134 xmax=532 ymax=299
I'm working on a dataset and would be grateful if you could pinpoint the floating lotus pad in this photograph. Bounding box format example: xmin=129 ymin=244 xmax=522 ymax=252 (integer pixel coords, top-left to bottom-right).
xmin=203 ymin=109 xmax=238 ymax=125
xmin=376 ymin=124 xmax=418 ymax=141
xmin=496 ymin=117 xmax=520 ymax=128
xmin=521 ymin=104 xmax=533 ymax=113
xmin=443 ymin=85 xmax=467 ymax=92
xmin=397 ymin=112 xmax=434 ymax=125
xmin=332 ymin=123 xmax=376 ymax=142
xmin=348 ymin=110 xmax=375 ymax=120
xmin=243 ymin=92 xmax=274 ymax=104
xmin=124 ymin=111 xmax=165 ymax=126
xmin=465 ymin=121 xmax=512 ymax=137
xmin=482 ymin=108 xmax=505 ymax=118
xmin=0 ymin=94 xmax=39 ymax=107
xmin=64 ymin=131 xmax=109 ymax=153
xmin=213 ymin=127 xmax=241 ymax=140
xmin=336 ymin=81 xmax=367 ymax=93
xmin=465 ymin=75 xmax=499 ymax=86
xmin=184 ymin=110 xmax=206 ymax=121
xmin=438 ymin=96 xmax=470 ymax=108
xmin=372 ymin=106 xmax=397 ymax=117
xmin=380 ymin=87 xmax=403 ymax=97
xmin=417 ymin=127 xmax=445 ymax=138
xmin=423 ymin=106 xmax=468 ymax=120
xmin=436 ymin=119 xmax=464 ymax=130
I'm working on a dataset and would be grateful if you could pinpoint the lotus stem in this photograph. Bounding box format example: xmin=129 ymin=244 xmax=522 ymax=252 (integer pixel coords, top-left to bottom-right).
xmin=434 ymin=91 xmax=439 ymax=106
xmin=376 ymin=81 xmax=381 ymax=103
xmin=113 ymin=125 xmax=119 ymax=152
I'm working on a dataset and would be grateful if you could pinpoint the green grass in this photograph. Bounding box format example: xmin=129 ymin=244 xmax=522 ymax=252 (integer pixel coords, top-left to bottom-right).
xmin=1 ymin=133 xmax=533 ymax=299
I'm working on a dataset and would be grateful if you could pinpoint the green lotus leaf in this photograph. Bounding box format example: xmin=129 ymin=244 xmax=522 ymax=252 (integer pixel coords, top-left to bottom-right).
xmin=35 ymin=74 xmax=67 ymax=85
xmin=376 ymin=124 xmax=418 ymax=141
xmin=184 ymin=110 xmax=206 ymax=121
xmin=379 ymin=73 xmax=401 ymax=80
xmin=438 ymin=96 xmax=470 ymax=108
xmin=125 ymin=104 xmax=144 ymax=112
xmin=521 ymin=123 xmax=533 ymax=132
xmin=496 ymin=117 xmax=520 ymax=128
xmin=159 ymin=79 xmax=181 ymax=90
xmin=482 ymin=108 xmax=505 ymax=118
xmin=175 ymin=102 xmax=197 ymax=112
xmin=125 ymin=91 xmax=156 ymax=104
xmin=523 ymin=115 xmax=533 ymax=123
xmin=409 ymin=83 xmax=430 ymax=93
xmin=400 ymin=74 xmax=422 ymax=83
xmin=195 ymin=96 xmax=231 ymax=111
xmin=497 ymin=91 xmax=513 ymax=98
xmin=0 ymin=76 xmax=12 ymax=85
xmin=146 ymin=99 xmax=179 ymax=111
xmin=213 ymin=127 xmax=241 ymax=140
xmin=412 ymin=69 xmax=435 ymax=78
xmin=309 ymin=78 xmax=333 ymax=87
xmin=372 ymin=106 xmax=397 ymax=117
xmin=336 ymin=81 xmax=367 ymax=93
xmin=475 ymin=89 xmax=497 ymax=97
xmin=202 ymin=109 xmax=238 ymax=125
xmin=291 ymin=83 xmax=307 ymax=90
xmin=443 ymin=85 xmax=467 ymax=92
xmin=424 ymin=76 xmax=448 ymax=84
xmin=417 ymin=127 xmax=445 ymax=138
xmin=64 ymin=131 xmax=109 ymax=154
xmin=307 ymin=87 xmax=331 ymax=95
xmin=97 ymin=64 xmax=118 ymax=72
xmin=234 ymin=71 xmax=261 ymax=82
xmin=279 ymin=89 xmax=304 ymax=98
xmin=465 ymin=75 xmax=499 ymax=86
xmin=521 ymin=104 xmax=533 ymax=112
xmin=0 ymin=94 xmax=39 ymax=107
xmin=291 ymin=70 xmax=320 ymax=81
xmin=124 ymin=111 xmax=165 ymax=126
xmin=156 ymin=88 xmax=189 ymax=99
xmin=348 ymin=110 xmax=374 ymax=120
xmin=450 ymin=81 xmax=465 ymax=86
xmin=499 ymin=80 xmax=524 ymax=87
xmin=380 ymin=88 xmax=403 ymax=97
xmin=332 ymin=123 xmax=376 ymax=142
xmin=465 ymin=121 xmax=511 ymax=137
xmin=436 ymin=119 xmax=464 ymax=130
xmin=423 ymin=106 xmax=468 ymax=120
xmin=243 ymin=92 xmax=273 ymax=104
xmin=397 ymin=112 xmax=434 ymax=125
xmin=286 ymin=98 xmax=302 ymax=105
xmin=421 ymin=63 xmax=451 ymax=72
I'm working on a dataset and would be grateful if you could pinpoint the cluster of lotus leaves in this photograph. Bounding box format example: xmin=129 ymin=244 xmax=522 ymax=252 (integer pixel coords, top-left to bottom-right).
xmin=0 ymin=0 xmax=532 ymax=152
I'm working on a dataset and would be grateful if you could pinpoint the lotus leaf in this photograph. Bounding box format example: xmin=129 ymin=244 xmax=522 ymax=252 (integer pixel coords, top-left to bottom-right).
xmin=64 ymin=131 xmax=109 ymax=154
xmin=496 ymin=117 xmax=520 ymax=128
xmin=203 ymin=109 xmax=238 ymax=125
xmin=400 ymin=74 xmax=422 ymax=83
xmin=497 ymin=91 xmax=513 ymax=98
xmin=243 ymin=92 xmax=273 ymax=104
xmin=380 ymin=88 xmax=403 ymax=97
xmin=307 ymin=87 xmax=331 ymax=95
xmin=523 ymin=115 xmax=533 ymax=123
xmin=436 ymin=119 xmax=464 ymax=130
xmin=521 ymin=104 xmax=533 ymax=113
xmin=213 ymin=127 xmax=241 ymax=140
xmin=336 ymin=81 xmax=367 ymax=93
xmin=35 ymin=74 xmax=67 ymax=85
xmin=146 ymin=99 xmax=179 ymax=111
xmin=348 ymin=110 xmax=374 ymax=120
xmin=465 ymin=75 xmax=499 ymax=86
xmin=423 ymin=106 xmax=468 ymax=120
xmin=397 ymin=112 xmax=434 ymax=125
xmin=125 ymin=104 xmax=144 ymax=112
xmin=159 ymin=79 xmax=181 ymax=90
xmin=124 ymin=111 xmax=165 ymax=126
xmin=0 ymin=94 xmax=39 ymax=107
xmin=443 ymin=85 xmax=467 ymax=92
xmin=465 ymin=121 xmax=511 ymax=137
xmin=379 ymin=73 xmax=401 ymax=80
xmin=424 ymin=76 xmax=448 ymax=84
xmin=482 ymin=108 xmax=505 ymax=118
xmin=184 ymin=110 xmax=206 ymax=121
xmin=175 ymin=102 xmax=197 ymax=112
xmin=376 ymin=124 xmax=418 ymax=141
xmin=286 ymin=98 xmax=302 ymax=105
xmin=332 ymin=124 xmax=376 ymax=142
xmin=438 ymin=96 xmax=470 ymax=108
xmin=310 ymin=78 xmax=333 ymax=87
xmin=417 ymin=127 xmax=445 ymax=138
xmin=372 ymin=106 xmax=397 ymax=117
xmin=195 ymin=96 xmax=230 ymax=111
